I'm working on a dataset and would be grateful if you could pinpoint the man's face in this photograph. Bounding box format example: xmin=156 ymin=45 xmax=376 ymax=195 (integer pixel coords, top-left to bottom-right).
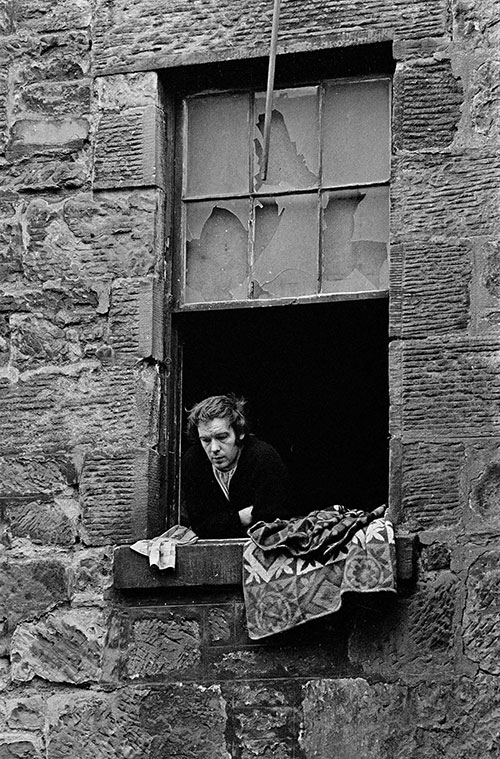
xmin=197 ymin=417 xmax=243 ymax=472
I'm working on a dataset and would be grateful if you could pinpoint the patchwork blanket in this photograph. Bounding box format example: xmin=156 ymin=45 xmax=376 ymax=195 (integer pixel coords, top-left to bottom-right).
xmin=243 ymin=506 xmax=396 ymax=639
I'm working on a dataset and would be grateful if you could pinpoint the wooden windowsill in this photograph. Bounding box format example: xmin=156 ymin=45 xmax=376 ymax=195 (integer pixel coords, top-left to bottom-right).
xmin=113 ymin=534 xmax=417 ymax=590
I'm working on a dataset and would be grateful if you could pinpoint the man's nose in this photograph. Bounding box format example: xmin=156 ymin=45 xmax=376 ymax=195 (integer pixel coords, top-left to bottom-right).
xmin=210 ymin=439 xmax=220 ymax=453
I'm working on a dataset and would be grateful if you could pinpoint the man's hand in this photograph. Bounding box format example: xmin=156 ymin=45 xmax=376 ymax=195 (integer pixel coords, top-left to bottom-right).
xmin=238 ymin=506 xmax=253 ymax=527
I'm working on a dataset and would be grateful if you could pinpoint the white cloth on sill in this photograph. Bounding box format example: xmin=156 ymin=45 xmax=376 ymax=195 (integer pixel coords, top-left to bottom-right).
xmin=130 ymin=525 xmax=198 ymax=570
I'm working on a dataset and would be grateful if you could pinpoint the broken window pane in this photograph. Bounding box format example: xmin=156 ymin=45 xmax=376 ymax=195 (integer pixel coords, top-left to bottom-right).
xmin=321 ymin=186 xmax=389 ymax=293
xmin=185 ymin=200 xmax=250 ymax=303
xmin=186 ymin=94 xmax=250 ymax=197
xmin=254 ymin=87 xmax=319 ymax=193
xmin=322 ymin=79 xmax=390 ymax=187
xmin=252 ymin=194 xmax=318 ymax=299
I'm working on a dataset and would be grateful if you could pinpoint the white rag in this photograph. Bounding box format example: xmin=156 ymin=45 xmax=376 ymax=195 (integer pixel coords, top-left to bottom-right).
xmin=130 ymin=525 xmax=198 ymax=570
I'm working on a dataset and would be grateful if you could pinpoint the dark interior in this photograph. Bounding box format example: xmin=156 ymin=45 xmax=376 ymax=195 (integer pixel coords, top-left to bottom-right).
xmin=177 ymin=298 xmax=389 ymax=515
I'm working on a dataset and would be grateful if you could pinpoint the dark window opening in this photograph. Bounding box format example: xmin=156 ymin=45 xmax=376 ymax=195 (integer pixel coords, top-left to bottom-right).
xmin=177 ymin=297 xmax=388 ymax=518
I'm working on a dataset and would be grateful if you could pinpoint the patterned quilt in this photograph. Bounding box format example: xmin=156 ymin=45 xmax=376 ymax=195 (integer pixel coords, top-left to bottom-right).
xmin=243 ymin=509 xmax=397 ymax=639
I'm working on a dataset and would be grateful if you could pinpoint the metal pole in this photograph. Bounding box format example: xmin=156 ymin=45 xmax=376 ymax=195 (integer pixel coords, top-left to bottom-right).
xmin=261 ymin=0 xmax=281 ymax=181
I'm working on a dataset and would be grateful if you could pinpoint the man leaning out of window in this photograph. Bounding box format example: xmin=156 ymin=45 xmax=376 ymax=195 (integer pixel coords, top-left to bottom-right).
xmin=181 ymin=394 xmax=292 ymax=538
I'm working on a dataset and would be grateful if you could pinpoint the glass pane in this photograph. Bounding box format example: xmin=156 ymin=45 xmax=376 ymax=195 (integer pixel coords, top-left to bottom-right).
xmin=252 ymin=194 xmax=318 ymax=299
xmin=254 ymin=87 xmax=319 ymax=193
xmin=321 ymin=186 xmax=389 ymax=293
xmin=185 ymin=199 xmax=250 ymax=303
xmin=186 ymin=93 xmax=250 ymax=197
xmin=322 ymin=79 xmax=390 ymax=187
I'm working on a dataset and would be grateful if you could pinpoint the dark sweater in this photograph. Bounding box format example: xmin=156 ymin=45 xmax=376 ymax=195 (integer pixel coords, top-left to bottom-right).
xmin=181 ymin=435 xmax=291 ymax=538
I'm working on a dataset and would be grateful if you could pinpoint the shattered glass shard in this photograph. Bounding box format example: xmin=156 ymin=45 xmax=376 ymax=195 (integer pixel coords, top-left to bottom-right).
xmin=252 ymin=195 xmax=318 ymax=298
xmin=185 ymin=200 xmax=250 ymax=302
xmin=321 ymin=186 xmax=389 ymax=293
xmin=254 ymin=87 xmax=319 ymax=192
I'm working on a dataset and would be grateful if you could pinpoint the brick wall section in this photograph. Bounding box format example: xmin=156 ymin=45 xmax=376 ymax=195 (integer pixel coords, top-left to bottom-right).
xmin=1 ymin=0 xmax=500 ymax=756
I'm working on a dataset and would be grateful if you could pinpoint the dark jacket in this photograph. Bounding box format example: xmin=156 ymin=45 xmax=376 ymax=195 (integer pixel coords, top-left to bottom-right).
xmin=181 ymin=435 xmax=291 ymax=538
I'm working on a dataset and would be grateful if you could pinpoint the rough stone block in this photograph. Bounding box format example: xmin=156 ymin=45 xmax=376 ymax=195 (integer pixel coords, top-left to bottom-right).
xmin=392 ymin=152 xmax=500 ymax=242
xmin=389 ymin=240 xmax=472 ymax=339
xmin=465 ymin=440 xmax=500 ymax=531
xmin=5 ymin=697 xmax=45 ymax=730
xmin=7 ymin=118 xmax=89 ymax=160
xmin=12 ymin=81 xmax=91 ymax=122
xmin=300 ymin=676 xmax=500 ymax=759
xmin=208 ymin=636 xmax=350 ymax=682
xmin=0 ymin=1 xmax=15 ymax=35
xmin=60 ymin=190 xmax=162 ymax=280
xmin=46 ymin=692 xmax=136 ymax=759
xmin=399 ymin=441 xmax=464 ymax=530
xmin=348 ymin=572 xmax=456 ymax=676
xmin=10 ymin=608 xmax=106 ymax=684
xmin=420 ymin=541 xmax=452 ymax=571
xmin=208 ymin=606 xmax=234 ymax=645
xmin=463 ymin=550 xmax=500 ymax=674
xmin=0 ymin=221 xmax=23 ymax=284
xmin=92 ymin=0 xmax=447 ymax=74
xmin=0 ymin=734 xmax=42 ymax=759
xmin=108 ymin=277 xmax=164 ymax=364
xmin=3 ymin=497 xmax=79 ymax=546
xmin=13 ymin=0 xmax=91 ymax=32
xmin=0 ymin=366 xmax=138 ymax=454
xmin=137 ymin=684 xmax=229 ymax=758
xmin=94 ymin=106 xmax=166 ymax=190
xmin=393 ymin=59 xmax=463 ymax=150
xmin=397 ymin=336 xmax=500 ymax=437
xmin=224 ymin=680 xmax=302 ymax=709
xmin=80 ymin=449 xmax=152 ymax=546
xmin=0 ymin=452 xmax=76 ymax=498
xmin=470 ymin=239 xmax=500 ymax=333
xmin=9 ymin=31 xmax=91 ymax=87
xmin=10 ymin=314 xmax=83 ymax=368
xmin=0 ymin=153 xmax=91 ymax=193
xmin=125 ymin=610 xmax=202 ymax=680
xmin=0 ymin=558 xmax=69 ymax=639
xmin=69 ymin=548 xmax=113 ymax=605
xmin=452 ymin=0 xmax=500 ymax=49
xmin=95 ymin=72 xmax=161 ymax=110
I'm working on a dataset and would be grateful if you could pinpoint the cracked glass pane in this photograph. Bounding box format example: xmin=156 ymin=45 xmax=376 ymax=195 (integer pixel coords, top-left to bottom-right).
xmin=185 ymin=200 xmax=250 ymax=303
xmin=254 ymin=87 xmax=319 ymax=193
xmin=186 ymin=93 xmax=250 ymax=197
xmin=321 ymin=186 xmax=389 ymax=293
xmin=322 ymin=79 xmax=390 ymax=187
xmin=252 ymin=194 xmax=318 ymax=299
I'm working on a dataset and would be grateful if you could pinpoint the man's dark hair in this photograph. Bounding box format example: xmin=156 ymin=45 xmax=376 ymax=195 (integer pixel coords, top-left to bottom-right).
xmin=186 ymin=394 xmax=248 ymax=440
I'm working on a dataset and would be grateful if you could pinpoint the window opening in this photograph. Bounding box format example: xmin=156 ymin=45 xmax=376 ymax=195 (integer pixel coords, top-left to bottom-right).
xmin=163 ymin=50 xmax=393 ymax=531
xmin=178 ymin=299 xmax=389 ymax=517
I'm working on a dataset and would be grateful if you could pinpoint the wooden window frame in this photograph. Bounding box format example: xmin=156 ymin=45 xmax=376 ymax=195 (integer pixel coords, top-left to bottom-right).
xmin=161 ymin=46 xmax=395 ymax=530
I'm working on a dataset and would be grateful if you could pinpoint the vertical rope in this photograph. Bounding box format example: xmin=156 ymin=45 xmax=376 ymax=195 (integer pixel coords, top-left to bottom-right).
xmin=261 ymin=0 xmax=281 ymax=181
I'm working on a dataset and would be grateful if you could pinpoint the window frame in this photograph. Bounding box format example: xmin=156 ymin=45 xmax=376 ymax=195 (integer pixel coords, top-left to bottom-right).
xmin=162 ymin=50 xmax=394 ymax=531
xmin=172 ymin=74 xmax=391 ymax=313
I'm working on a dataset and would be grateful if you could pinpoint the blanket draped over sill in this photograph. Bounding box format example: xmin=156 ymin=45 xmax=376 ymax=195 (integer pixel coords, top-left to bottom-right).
xmin=243 ymin=505 xmax=396 ymax=639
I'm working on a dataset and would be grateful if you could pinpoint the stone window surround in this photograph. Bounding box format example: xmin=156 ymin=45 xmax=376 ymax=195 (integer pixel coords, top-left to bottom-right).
xmin=99 ymin=43 xmax=408 ymax=589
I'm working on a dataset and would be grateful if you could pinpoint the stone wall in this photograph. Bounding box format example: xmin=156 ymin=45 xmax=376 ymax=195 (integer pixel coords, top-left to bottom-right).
xmin=1 ymin=0 xmax=500 ymax=756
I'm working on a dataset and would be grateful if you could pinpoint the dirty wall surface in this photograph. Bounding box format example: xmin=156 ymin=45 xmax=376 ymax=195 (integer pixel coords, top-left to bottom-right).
xmin=1 ymin=0 xmax=500 ymax=756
